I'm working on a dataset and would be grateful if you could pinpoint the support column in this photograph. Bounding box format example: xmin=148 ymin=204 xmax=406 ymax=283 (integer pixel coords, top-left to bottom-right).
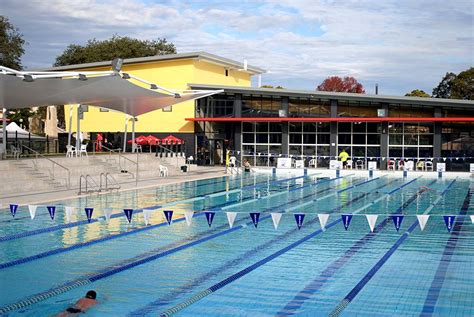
xmin=123 ymin=115 xmax=129 ymax=152
xmin=434 ymin=107 xmax=442 ymax=167
xmin=67 ymin=105 xmax=73 ymax=147
xmin=329 ymin=99 xmax=338 ymax=158
xmin=2 ymin=108 xmax=6 ymax=159
xmin=75 ymin=105 xmax=81 ymax=152
xmin=131 ymin=116 xmax=136 ymax=152
xmin=380 ymin=103 xmax=389 ymax=169
xmin=281 ymin=96 xmax=289 ymax=156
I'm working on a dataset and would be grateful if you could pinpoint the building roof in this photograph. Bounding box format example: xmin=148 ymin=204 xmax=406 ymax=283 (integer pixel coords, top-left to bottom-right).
xmin=188 ymin=83 xmax=474 ymax=108
xmin=43 ymin=51 xmax=266 ymax=75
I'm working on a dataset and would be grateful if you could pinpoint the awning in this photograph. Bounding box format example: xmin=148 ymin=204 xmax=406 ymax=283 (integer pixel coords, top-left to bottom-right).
xmin=185 ymin=117 xmax=474 ymax=122
xmin=162 ymin=135 xmax=184 ymax=144
xmin=0 ymin=67 xmax=222 ymax=116
xmin=0 ymin=122 xmax=45 ymax=139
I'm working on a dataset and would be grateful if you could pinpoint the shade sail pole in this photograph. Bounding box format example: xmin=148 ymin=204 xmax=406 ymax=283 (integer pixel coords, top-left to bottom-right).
xmin=2 ymin=108 xmax=6 ymax=159
xmin=131 ymin=116 xmax=136 ymax=152
xmin=67 ymin=105 xmax=73 ymax=147
xmin=76 ymin=105 xmax=81 ymax=152
xmin=123 ymin=115 xmax=128 ymax=153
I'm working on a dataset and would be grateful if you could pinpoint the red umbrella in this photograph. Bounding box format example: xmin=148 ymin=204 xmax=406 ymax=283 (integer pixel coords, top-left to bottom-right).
xmin=127 ymin=135 xmax=148 ymax=145
xmin=146 ymin=135 xmax=160 ymax=145
xmin=161 ymin=135 xmax=184 ymax=145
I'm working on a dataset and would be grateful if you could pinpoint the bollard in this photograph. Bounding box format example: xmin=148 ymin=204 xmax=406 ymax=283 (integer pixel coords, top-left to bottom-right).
xmin=336 ymin=169 xmax=340 ymax=178
xmin=403 ymin=170 xmax=407 ymax=178
xmin=369 ymin=169 xmax=373 ymax=178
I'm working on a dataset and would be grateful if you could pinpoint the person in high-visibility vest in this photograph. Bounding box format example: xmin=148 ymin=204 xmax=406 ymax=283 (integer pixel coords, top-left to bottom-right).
xmin=339 ymin=149 xmax=349 ymax=169
xmin=225 ymin=150 xmax=230 ymax=168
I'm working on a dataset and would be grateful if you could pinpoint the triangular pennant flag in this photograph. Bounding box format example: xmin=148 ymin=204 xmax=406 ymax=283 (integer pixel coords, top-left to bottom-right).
xmin=271 ymin=213 xmax=282 ymax=230
xmin=341 ymin=214 xmax=353 ymax=230
xmin=163 ymin=210 xmax=173 ymax=225
xmin=84 ymin=207 xmax=94 ymax=223
xmin=366 ymin=215 xmax=378 ymax=232
xmin=103 ymin=209 xmax=113 ymax=222
xmin=391 ymin=215 xmax=404 ymax=232
xmin=65 ymin=206 xmax=75 ymax=222
xmin=318 ymin=214 xmax=330 ymax=230
xmin=226 ymin=212 xmax=237 ymax=228
xmin=184 ymin=211 xmax=194 ymax=227
xmin=470 ymin=215 xmax=474 ymax=224
xmin=47 ymin=206 xmax=56 ymax=220
xmin=250 ymin=212 xmax=260 ymax=228
xmin=205 ymin=211 xmax=215 ymax=227
xmin=143 ymin=209 xmax=153 ymax=225
xmin=443 ymin=215 xmax=456 ymax=232
xmin=9 ymin=204 xmax=18 ymax=218
xmin=123 ymin=209 xmax=134 ymax=223
xmin=28 ymin=205 xmax=38 ymax=219
xmin=294 ymin=214 xmax=305 ymax=230
xmin=415 ymin=214 xmax=429 ymax=231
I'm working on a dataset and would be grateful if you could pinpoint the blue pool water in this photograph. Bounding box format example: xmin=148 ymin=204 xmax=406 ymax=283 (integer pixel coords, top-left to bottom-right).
xmin=0 ymin=173 xmax=473 ymax=316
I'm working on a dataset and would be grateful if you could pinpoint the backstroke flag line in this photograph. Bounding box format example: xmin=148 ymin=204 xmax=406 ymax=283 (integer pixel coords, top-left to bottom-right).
xmin=342 ymin=214 xmax=352 ymax=230
xmin=9 ymin=204 xmax=18 ymax=218
xmin=103 ymin=209 xmax=113 ymax=222
xmin=294 ymin=214 xmax=305 ymax=230
xmin=366 ymin=214 xmax=378 ymax=232
xmin=123 ymin=209 xmax=134 ymax=223
xmin=205 ymin=212 xmax=215 ymax=227
xmin=84 ymin=208 xmax=94 ymax=223
xmin=250 ymin=212 xmax=260 ymax=228
xmin=184 ymin=211 xmax=194 ymax=226
xmin=392 ymin=215 xmax=404 ymax=232
xmin=163 ymin=210 xmax=173 ymax=225
xmin=65 ymin=206 xmax=75 ymax=222
xmin=417 ymin=215 xmax=430 ymax=231
xmin=47 ymin=206 xmax=56 ymax=220
xmin=28 ymin=205 xmax=37 ymax=220
xmin=271 ymin=213 xmax=282 ymax=230
xmin=318 ymin=213 xmax=329 ymax=231
xmin=443 ymin=215 xmax=455 ymax=232
xmin=226 ymin=212 xmax=237 ymax=228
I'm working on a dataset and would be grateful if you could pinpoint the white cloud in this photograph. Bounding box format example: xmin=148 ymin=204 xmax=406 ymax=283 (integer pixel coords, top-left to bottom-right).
xmin=2 ymin=0 xmax=472 ymax=95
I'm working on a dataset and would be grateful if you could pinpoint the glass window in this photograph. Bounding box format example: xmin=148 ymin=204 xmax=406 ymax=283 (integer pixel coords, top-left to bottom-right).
xmin=303 ymin=134 xmax=316 ymax=144
xmin=389 ymin=147 xmax=402 ymax=158
xmin=353 ymin=134 xmax=366 ymax=144
xmin=367 ymin=123 xmax=381 ymax=133
xmin=353 ymin=122 xmax=366 ymax=133
xmin=317 ymin=146 xmax=330 ymax=156
xmin=256 ymin=122 xmax=268 ymax=133
xmin=242 ymin=145 xmax=255 ymax=155
xmin=242 ymin=133 xmax=254 ymax=143
xmin=367 ymin=135 xmax=380 ymax=144
xmin=367 ymin=146 xmax=381 ymax=158
xmin=317 ymin=134 xmax=330 ymax=144
xmin=269 ymin=122 xmax=282 ymax=132
xmin=338 ymin=134 xmax=351 ymax=144
xmin=317 ymin=122 xmax=330 ymax=132
xmin=338 ymin=122 xmax=351 ymax=133
xmin=303 ymin=122 xmax=317 ymax=133
xmin=289 ymin=145 xmax=302 ymax=155
xmin=289 ymin=122 xmax=302 ymax=133
xmin=243 ymin=122 xmax=254 ymax=132
xmin=303 ymin=146 xmax=316 ymax=156
xmin=353 ymin=146 xmax=366 ymax=157
xmin=256 ymin=134 xmax=268 ymax=143
xmin=389 ymin=134 xmax=402 ymax=145
xmin=269 ymin=134 xmax=282 ymax=144
xmin=404 ymin=134 xmax=418 ymax=145
xmin=290 ymin=134 xmax=302 ymax=144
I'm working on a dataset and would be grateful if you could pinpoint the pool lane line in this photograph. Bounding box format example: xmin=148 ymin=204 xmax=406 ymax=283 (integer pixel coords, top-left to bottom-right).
xmin=0 ymin=174 xmax=306 ymax=243
xmin=328 ymin=178 xmax=458 ymax=317
xmin=0 ymin=176 xmax=342 ymax=270
xmin=129 ymin=178 xmax=395 ymax=316
xmin=0 ymin=174 xmax=247 ymax=222
xmin=420 ymin=184 xmax=472 ymax=317
xmin=0 ymin=176 xmax=350 ymax=314
xmin=275 ymin=178 xmax=431 ymax=316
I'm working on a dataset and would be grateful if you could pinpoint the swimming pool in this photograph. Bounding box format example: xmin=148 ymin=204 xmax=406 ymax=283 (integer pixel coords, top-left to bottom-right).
xmin=0 ymin=172 xmax=473 ymax=316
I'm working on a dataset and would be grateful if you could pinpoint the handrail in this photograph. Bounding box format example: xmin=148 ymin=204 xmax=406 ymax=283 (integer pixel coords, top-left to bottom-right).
xmin=100 ymin=172 xmax=120 ymax=191
xmin=155 ymin=143 xmax=180 ymax=168
xmin=92 ymin=143 xmax=138 ymax=183
xmin=21 ymin=144 xmax=71 ymax=189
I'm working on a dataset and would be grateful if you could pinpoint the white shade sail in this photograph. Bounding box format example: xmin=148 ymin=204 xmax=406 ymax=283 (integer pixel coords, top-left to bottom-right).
xmin=0 ymin=69 xmax=221 ymax=116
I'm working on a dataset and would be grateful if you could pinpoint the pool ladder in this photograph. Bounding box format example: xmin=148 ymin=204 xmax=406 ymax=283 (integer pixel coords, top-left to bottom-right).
xmin=78 ymin=173 xmax=121 ymax=195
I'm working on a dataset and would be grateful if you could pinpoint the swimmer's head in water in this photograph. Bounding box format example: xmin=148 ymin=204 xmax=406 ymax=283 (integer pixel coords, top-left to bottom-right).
xmin=86 ymin=290 xmax=97 ymax=299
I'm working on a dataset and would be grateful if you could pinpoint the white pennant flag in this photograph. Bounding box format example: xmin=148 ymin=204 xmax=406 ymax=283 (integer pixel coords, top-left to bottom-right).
xmin=318 ymin=214 xmax=330 ymax=230
xmin=103 ymin=209 xmax=113 ymax=222
xmin=28 ymin=205 xmax=38 ymax=219
xmin=271 ymin=213 xmax=282 ymax=230
xmin=65 ymin=206 xmax=75 ymax=223
xmin=184 ymin=211 xmax=194 ymax=227
xmin=471 ymin=215 xmax=474 ymax=224
xmin=417 ymin=215 xmax=430 ymax=231
xmin=143 ymin=209 xmax=154 ymax=225
xmin=366 ymin=215 xmax=378 ymax=232
xmin=226 ymin=212 xmax=237 ymax=228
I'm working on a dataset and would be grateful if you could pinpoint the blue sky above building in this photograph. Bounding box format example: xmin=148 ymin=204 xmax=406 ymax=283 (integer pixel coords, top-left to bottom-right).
xmin=2 ymin=0 xmax=472 ymax=96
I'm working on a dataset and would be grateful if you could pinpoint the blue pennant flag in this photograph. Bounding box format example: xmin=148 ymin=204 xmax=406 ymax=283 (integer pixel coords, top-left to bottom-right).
xmin=443 ymin=215 xmax=456 ymax=232
xmin=9 ymin=204 xmax=18 ymax=218
xmin=47 ymin=206 xmax=56 ymax=220
xmin=391 ymin=215 xmax=404 ymax=232
xmin=341 ymin=214 xmax=353 ymax=230
xmin=205 ymin=212 xmax=215 ymax=227
xmin=84 ymin=207 xmax=94 ymax=223
xmin=250 ymin=212 xmax=260 ymax=228
xmin=123 ymin=209 xmax=134 ymax=223
xmin=163 ymin=210 xmax=173 ymax=225
xmin=294 ymin=214 xmax=305 ymax=230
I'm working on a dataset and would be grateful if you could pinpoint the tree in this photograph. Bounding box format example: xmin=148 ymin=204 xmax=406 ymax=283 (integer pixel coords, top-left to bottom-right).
xmin=432 ymin=72 xmax=456 ymax=98
xmin=0 ymin=16 xmax=26 ymax=69
xmin=405 ymin=89 xmax=430 ymax=97
xmin=451 ymin=67 xmax=473 ymax=100
xmin=316 ymin=76 xmax=365 ymax=93
xmin=54 ymin=35 xmax=177 ymax=66
xmin=7 ymin=108 xmax=34 ymax=130
xmin=261 ymin=85 xmax=284 ymax=89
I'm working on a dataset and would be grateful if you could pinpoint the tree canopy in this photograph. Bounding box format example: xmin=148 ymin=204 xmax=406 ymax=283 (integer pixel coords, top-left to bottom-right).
xmin=260 ymin=85 xmax=284 ymax=89
xmin=432 ymin=68 xmax=473 ymax=100
xmin=0 ymin=16 xmax=26 ymax=70
xmin=54 ymin=35 xmax=177 ymax=66
xmin=316 ymin=76 xmax=365 ymax=93
xmin=405 ymin=89 xmax=430 ymax=97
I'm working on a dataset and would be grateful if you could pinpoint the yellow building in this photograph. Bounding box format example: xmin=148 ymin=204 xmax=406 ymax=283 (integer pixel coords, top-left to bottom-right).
xmin=48 ymin=52 xmax=264 ymax=138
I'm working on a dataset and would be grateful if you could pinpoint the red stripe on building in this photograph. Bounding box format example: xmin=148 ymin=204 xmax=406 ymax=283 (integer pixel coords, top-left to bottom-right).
xmin=186 ymin=117 xmax=474 ymax=122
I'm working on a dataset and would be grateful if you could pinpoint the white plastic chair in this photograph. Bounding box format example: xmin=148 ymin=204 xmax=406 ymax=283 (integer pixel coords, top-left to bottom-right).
xmin=308 ymin=158 xmax=317 ymax=168
xmin=416 ymin=160 xmax=425 ymax=171
xmin=10 ymin=145 xmax=21 ymax=159
xmin=397 ymin=160 xmax=405 ymax=171
xmin=405 ymin=160 xmax=414 ymax=171
xmin=355 ymin=159 xmax=364 ymax=170
xmin=159 ymin=165 xmax=169 ymax=177
xmin=388 ymin=160 xmax=396 ymax=171
xmin=66 ymin=145 xmax=76 ymax=157
xmin=346 ymin=159 xmax=353 ymax=170
xmin=425 ymin=160 xmax=433 ymax=171
xmin=79 ymin=144 xmax=88 ymax=157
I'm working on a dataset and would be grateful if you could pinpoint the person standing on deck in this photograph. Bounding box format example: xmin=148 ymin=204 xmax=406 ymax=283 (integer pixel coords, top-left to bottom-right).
xmin=339 ymin=148 xmax=349 ymax=169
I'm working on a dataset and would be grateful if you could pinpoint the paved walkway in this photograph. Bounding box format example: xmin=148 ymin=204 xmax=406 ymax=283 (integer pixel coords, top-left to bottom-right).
xmin=1 ymin=166 xmax=227 ymax=207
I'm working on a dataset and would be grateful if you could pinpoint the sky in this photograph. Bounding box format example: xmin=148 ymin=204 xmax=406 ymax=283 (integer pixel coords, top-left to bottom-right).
xmin=2 ymin=0 xmax=473 ymax=96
